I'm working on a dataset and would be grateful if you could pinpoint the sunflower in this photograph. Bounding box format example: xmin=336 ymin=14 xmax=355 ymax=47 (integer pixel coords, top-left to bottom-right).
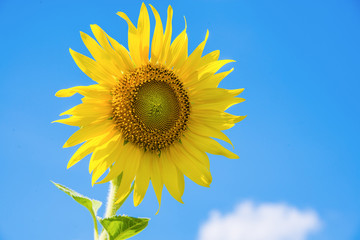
xmin=55 ymin=3 xmax=245 ymax=210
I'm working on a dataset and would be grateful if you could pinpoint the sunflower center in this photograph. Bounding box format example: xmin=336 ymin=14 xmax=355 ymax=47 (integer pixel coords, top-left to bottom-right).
xmin=111 ymin=64 xmax=190 ymax=152
xmin=134 ymin=81 xmax=179 ymax=131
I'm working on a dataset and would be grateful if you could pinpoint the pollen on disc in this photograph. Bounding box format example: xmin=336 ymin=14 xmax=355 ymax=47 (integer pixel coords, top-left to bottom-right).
xmin=111 ymin=64 xmax=190 ymax=152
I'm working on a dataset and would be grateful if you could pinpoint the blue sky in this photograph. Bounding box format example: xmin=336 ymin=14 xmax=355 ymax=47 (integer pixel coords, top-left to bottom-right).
xmin=1 ymin=0 xmax=360 ymax=239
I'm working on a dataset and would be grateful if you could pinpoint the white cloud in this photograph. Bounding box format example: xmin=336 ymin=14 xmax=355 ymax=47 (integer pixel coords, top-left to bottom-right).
xmin=198 ymin=201 xmax=321 ymax=240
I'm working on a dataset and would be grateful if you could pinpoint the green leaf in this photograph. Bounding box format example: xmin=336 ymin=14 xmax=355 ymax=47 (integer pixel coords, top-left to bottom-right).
xmin=51 ymin=181 xmax=102 ymax=239
xmin=99 ymin=215 xmax=149 ymax=240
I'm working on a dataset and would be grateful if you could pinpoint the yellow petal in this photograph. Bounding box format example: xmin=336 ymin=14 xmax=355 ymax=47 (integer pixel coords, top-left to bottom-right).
xmin=133 ymin=151 xmax=152 ymax=206
xmin=91 ymin=140 xmax=132 ymax=186
xmin=161 ymin=150 xmax=184 ymax=203
xmin=198 ymin=59 xmax=235 ymax=79
xmin=80 ymin=31 xmax=107 ymax=62
xmin=80 ymin=96 xmax=110 ymax=105
xmin=188 ymin=131 xmax=239 ymax=159
xmin=149 ymin=4 xmax=164 ymax=63
xmin=191 ymin=109 xmax=246 ymax=130
xmin=90 ymin=24 xmax=113 ymax=53
xmin=67 ymin=141 xmax=94 ymax=169
xmin=137 ymin=3 xmax=150 ymax=64
xmin=103 ymin=31 xmax=135 ymax=71
xmin=188 ymin=119 xmax=234 ymax=147
xmin=186 ymin=60 xmax=234 ymax=90
xmin=167 ymin=17 xmax=188 ymax=69
xmin=191 ymin=88 xmax=245 ymax=111
xmin=176 ymin=166 xmax=185 ymax=196
xmin=53 ymin=115 xmax=107 ymax=127
xmin=69 ymin=48 xmax=115 ymax=87
xmin=90 ymin=24 xmax=129 ymax=73
xmin=190 ymin=87 xmax=244 ymax=101
xmin=168 ymin=142 xmax=212 ymax=187
xmin=67 ymin=130 xmax=115 ymax=168
xmin=80 ymin=32 xmax=122 ymax=77
xmin=95 ymin=143 xmax=140 ymax=191
xmin=60 ymin=102 xmax=111 ymax=117
xmin=117 ymin=11 xmax=141 ymax=66
xmin=194 ymin=97 xmax=245 ymax=112
xmin=114 ymin=145 xmax=142 ymax=203
xmin=95 ymin=142 xmax=128 ymax=184
xmin=181 ymin=70 xmax=199 ymax=88
xmin=63 ymin=120 xmax=114 ymax=148
xmin=158 ymin=5 xmax=173 ymax=64
xmin=179 ymin=30 xmax=209 ymax=78
xmin=91 ymin=161 xmax=110 ymax=186
xmin=89 ymin=133 xmax=121 ymax=175
xmin=181 ymin=135 xmax=210 ymax=170
xmin=151 ymin=158 xmax=163 ymax=214
xmin=199 ymin=50 xmax=220 ymax=67
xmin=55 ymin=85 xmax=110 ymax=99
xmin=202 ymin=68 xmax=234 ymax=88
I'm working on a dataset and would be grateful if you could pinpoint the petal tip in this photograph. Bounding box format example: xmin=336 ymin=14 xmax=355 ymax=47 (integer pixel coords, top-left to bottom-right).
xmin=66 ymin=162 xmax=73 ymax=169
xmin=155 ymin=206 xmax=161 ymax=215
xmin=167 ymin=5 xmax=173 ymax=12
xmin=69 ymin=48 xmax=76 ymax=56
xmin=54 ymin=90 xmax=61 ymax=97
xmin=116 ymin=11 xmax=127 ymax=19
xmin=133 ymin=200 xmax=140 ymax=207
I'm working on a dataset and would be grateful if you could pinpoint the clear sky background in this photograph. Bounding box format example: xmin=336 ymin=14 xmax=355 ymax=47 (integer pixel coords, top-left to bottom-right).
xmin=1 ymin=0 xmax=360 ymax=240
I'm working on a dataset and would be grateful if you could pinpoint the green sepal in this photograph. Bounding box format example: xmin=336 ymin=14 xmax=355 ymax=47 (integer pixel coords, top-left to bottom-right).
xmin=51 ymin=181 xmax=102 ymax=237
xmin=98 ymin=215 xmax=149 ymax=240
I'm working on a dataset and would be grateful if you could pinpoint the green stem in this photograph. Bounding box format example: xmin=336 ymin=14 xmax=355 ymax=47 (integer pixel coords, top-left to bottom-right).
xmin=99 ymin=174 xmax=134 ymax=240
xmin=94 ymin=220 xmax=99 ymax=240
xmin=105 ymin=178 xmax=122 ymax=218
